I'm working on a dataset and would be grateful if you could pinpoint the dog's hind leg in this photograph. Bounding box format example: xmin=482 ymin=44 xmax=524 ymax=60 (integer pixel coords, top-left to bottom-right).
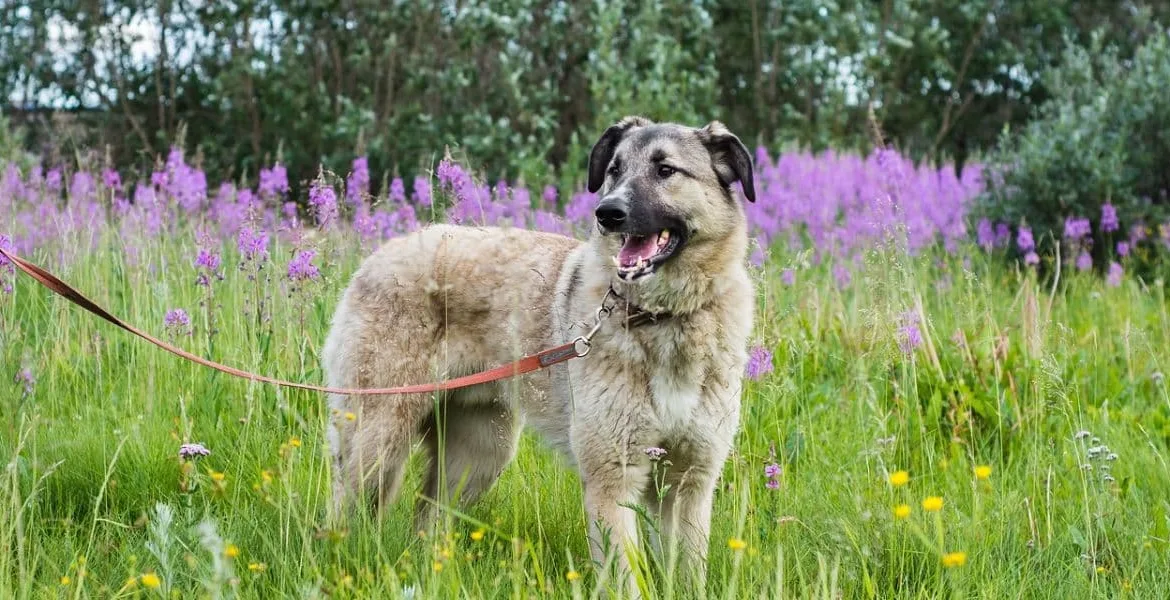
xmin=329 ymin=393 xmax=432 ymax=521
xmin=415 ymin=389 xmax=521 ymax=531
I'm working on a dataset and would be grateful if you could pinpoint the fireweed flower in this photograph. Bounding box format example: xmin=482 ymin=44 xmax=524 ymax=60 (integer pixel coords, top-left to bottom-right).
xmin=164 ymin=309 xmax=192 ymax=336
xmin=258 ymin=163 xmax=289 ymax=198
xmin=1101 ymin=203 xmax=1119 ymax=233
xmin=14 ymin=367 xmax=35 ymax=397
xmin=1076 ymin=251 xmax=1092 ymax=272
xmin=976 ymin=218 xmax=995 ymax=251
xmin=1017 ymin=226 xmax=1035 ymax=252
xmin=236 ymin=226 xmax=269 ymax=264
xmin=308 ymin=180 xmax=339 ymax=227
xmin=287 ymin=249 xmax=321 ymax=293
xmin=193 ymin=232 xmax=223 ymax=288
xmin=1063 ymin=217 xmax=1092 ymax=241
xmin=898 ymin=312 xmax=923 ymax=354
xmin=745 ymin=345 xmax=774 ymax=380
xmin=1107 ymin=262 xmax=1123 ymax=287
xmin=178 ymin=443 xmax=211 ymax=460
xmin=346 ymin=157 xmax=370 ymax=206
xmin=413 ymin=176 xmax=432 ymax=206
xmin=542 ymin=185 xmax=558 ymax=207
xmin=389 ymin=177 xmax=406 ymax=204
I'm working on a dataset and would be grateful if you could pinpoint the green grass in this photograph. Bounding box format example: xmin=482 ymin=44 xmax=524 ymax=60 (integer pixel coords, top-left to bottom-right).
xmin=2 ymin=226 xmax=1169 ymax=599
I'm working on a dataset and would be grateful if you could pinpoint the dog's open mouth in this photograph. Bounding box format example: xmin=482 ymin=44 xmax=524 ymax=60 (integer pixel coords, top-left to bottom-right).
xmin=614 ymin=229 xmax=682 ymax=281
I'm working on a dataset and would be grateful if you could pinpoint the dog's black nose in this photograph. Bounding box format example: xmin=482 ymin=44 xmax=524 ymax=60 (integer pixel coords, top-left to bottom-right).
xmin=595 ymin=198 xmax=627 ymax=230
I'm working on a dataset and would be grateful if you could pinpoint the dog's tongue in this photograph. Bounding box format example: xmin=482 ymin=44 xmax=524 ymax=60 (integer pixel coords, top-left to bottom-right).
xmin=619 ymin=235 xmax=659 ymax=267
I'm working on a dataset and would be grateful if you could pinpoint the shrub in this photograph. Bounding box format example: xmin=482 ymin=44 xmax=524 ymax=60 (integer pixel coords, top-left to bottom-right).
xmin=972 ymin=26 xmax=1170 ymax=273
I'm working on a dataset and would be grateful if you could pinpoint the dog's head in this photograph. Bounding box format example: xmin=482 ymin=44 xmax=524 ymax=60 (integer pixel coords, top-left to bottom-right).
xmin=586 ymin=116 xmax=755 ymax=288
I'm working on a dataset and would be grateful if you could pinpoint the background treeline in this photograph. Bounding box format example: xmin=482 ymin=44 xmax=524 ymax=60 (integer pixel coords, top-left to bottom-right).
xmin=2 ymin=0 xmax=1169 ymax=199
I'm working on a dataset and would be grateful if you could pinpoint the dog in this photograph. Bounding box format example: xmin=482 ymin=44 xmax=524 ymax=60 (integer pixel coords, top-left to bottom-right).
xmin=321 ymin=115 xmax=757 ymax=595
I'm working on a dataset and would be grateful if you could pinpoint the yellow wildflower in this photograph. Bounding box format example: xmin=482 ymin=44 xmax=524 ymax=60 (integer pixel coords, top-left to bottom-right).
xmin=210 ymin=471 xmax=226 ymax=482
xmin=140 ymin=573 xmax=161 ymax=589
xmin=566 ymin=570 xmax=581 ymax=581
xmin=727 ymin=538 xmax=747 ymax=551
xmin=432 ymin=561 xmax=444 ymax=573
xmin=470 ymin=528 xmax=485 ymax=541
xmin=942 ymin=551 xmax=967 ymax=568
xmin=974 ymin=465 xmax=992 ymax=480
xmin=922 ymin=496 xmax=944 ymax=512
xmin=894 ymin=504 xmax=911 ymax=519
xmin=288 ymin=437 xmax=302 ymax=448
xmin=888 ymin=470 xmax=910 ymax=487
xmin=60 ymin=576 xmax=71 ymax=586
xmin=224 ymin=544 xmax=240 ymax=559
xmin=345 ymin=412 xmax=357 ymax=421
xmin=248 ymin=562 xmax=267 ymax=573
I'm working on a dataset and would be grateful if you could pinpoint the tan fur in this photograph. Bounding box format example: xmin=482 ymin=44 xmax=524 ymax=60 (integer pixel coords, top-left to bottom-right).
xmin=322 ymin=117 xmax=756 ymax=597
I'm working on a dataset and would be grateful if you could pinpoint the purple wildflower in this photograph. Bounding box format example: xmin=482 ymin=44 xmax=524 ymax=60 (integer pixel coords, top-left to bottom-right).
xmin=14 ymin=367 xmax=34 ymax=396
xmin=389 ymin=177 xmax=406 ymax=204
xmin=1064 ymin=217 xmax=1092 ymax=241
xmin=346 ymin=157 xmax=370 ymax=206
xmin=542 ymin=185 xmax=558 ymax=207
xmin=178 ymin=443 xmax=211 ymax=460
xmin=1076 ymin=251 xmax=1092 ymax=272
xmin=236 ymin=226 xmax=270 ymax=263
xmin=102 ymin=168 xmax=122 ymax=191
xmin=746 ymin=345 xmax=774 ymax=380
xmin=976 ymin=218 xmax=995 ymax=251
xmin=1106 ymin=261 xmax=1123 ymax=287
xmin=764 ymin=463 xmax=781 ymax=478
xmin=994 ymin=223 xmax=1010 ymax=247
xmin=287 ymin=249 xmax=321 ymax=284
xmin=46 ymin=168 xmax=62 ymax=191
xmin=898 ymin=311 xmax=923 ymax=354
xmin=645 ymin=447 xmax=667 ymax=461
xmin=1116 ymin=241 xmax=1129 ymax=257
xmin=194 ymin=248 xmax=221 ymax=272
xmin=1017 ymin=226 xmax=1034 ymax=253
xmin=1101 ymin=203 xmax=1119 ymax=233
xmin=413 ymin=176 xmax=432 ymax=206
xmin=765 ymin=478 xmax=780 ymax=490
xmin=781 ymin=269 xmax=796 ymax=286
xmin=308 ymin=180 xmax=339 ymax=227
xmin=258 ymin=163 xmax=289 ymax=198
xmin=1024 ymin=251 xmax=1040 ymax=266
xmin=164 ymin=308 xmax=191 ymax=328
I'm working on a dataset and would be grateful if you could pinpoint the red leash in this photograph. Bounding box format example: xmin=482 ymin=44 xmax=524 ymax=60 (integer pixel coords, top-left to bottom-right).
xmin=0 ymin=247 xmax=593 ymax=396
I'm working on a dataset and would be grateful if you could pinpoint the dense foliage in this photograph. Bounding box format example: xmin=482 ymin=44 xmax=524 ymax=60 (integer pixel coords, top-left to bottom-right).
xmin=4 ymin=1 xmax=1169 ymax=195
xmin=974 ymin=28 xmax=1170 ymax=274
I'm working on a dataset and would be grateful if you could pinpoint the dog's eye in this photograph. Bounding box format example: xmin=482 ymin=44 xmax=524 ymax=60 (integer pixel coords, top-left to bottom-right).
xmin=607 ymin=161 xmax=621 ymax=177
xmin=657 ymin=165 xmax=676 ymax=178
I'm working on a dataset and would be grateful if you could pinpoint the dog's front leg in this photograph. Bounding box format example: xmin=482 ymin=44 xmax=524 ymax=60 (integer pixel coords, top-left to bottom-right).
xmin=661 ymin=469 xmax=719 ymax=591
xmin=580 ymin=460 xmax=650 ymax=598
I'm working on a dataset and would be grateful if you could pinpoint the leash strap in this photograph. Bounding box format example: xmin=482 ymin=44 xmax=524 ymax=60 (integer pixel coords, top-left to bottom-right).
xmin=0 ymin=247 xmax=585 ymax=396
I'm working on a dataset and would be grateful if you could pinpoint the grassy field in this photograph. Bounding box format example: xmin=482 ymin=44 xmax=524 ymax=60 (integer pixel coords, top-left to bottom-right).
xmin=3 ymin=227 xmax=1169 ymax=600
xmin=2 ymin=154 xmax=1170 ymax=599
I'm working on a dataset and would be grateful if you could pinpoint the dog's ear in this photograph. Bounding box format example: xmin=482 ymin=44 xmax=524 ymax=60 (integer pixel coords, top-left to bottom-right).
xmin=697 ymin=121 xmax=756 ymax=203
xmin=587 ymin=116 xmax=652 ymax=193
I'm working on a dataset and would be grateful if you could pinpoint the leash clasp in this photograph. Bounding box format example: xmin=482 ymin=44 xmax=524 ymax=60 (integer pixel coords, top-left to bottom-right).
xmin=572 ymin=287 xmax=618 ymax=357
